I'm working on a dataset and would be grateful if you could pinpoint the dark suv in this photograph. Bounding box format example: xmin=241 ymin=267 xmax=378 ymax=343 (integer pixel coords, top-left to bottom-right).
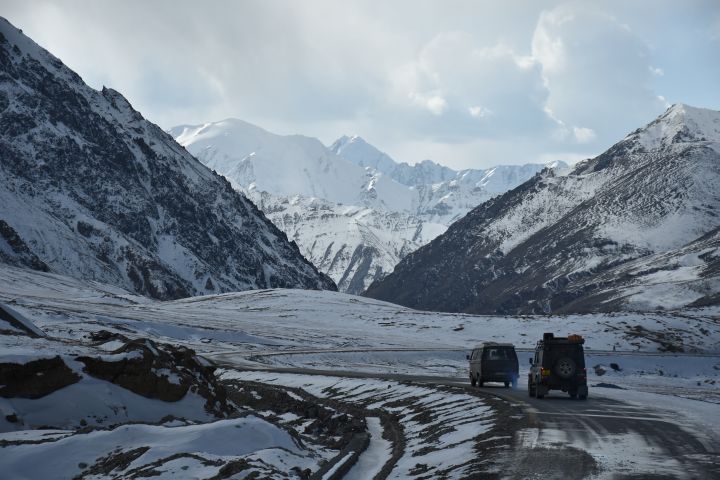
xmin=468 ymin=342 xmax=519 ymax=388
xmin=529 ymin=333 xmax=588 ymax=399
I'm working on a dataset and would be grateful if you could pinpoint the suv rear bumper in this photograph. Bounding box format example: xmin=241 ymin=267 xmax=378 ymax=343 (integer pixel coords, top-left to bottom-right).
xmin=537 ymin=382 xmax=588 ymax=395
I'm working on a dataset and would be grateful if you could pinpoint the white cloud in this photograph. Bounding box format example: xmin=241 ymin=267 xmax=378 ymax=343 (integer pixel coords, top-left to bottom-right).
xmin=468 ymin=105 xmax=493 ymax=118
xmin=3 ymin=0 xmax=711 ymax=170
xmin=410 ymin=93 xmax=448 ymax=115
xmin=531 ymin=3 xmax=666 ymax=146
xmin=573 ymin=126 xmax=596 ymax=143
xmin=388 ymin=32 xmax=553 ymax=141
xmin=649 ymin=66 xmax=664 ymax=76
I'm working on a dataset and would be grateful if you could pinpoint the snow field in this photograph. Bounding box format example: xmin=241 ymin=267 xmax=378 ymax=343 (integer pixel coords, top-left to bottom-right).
xmin=0 ymin=416 xmax=323 ymax=480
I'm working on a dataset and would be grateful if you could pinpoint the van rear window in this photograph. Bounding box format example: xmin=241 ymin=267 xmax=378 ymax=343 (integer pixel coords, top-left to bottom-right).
xmin=483 ymin=348 xmax=515 ymax=360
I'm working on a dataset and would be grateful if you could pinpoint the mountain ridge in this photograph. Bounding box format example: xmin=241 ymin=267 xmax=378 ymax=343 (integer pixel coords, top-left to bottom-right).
xmin=364 ymin=103 xmax=720 ymax=313
xmin=0 ymin=17 xmax=336 ymax=299
xmin=172 ymin=118 xmax=564 ymax=293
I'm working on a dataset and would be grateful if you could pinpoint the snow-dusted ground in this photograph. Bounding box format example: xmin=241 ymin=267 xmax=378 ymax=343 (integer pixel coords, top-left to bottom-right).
xmin=222 ymin=370 xmax=494 ymax=479
xmin=0 ymin=416 xmax=326 ymax=480
xmin=2 ymin=265 xmax=717 ymax=355
xmin=1 ymin=263 xmax=717 ymax=400
xmin=1 ymin=264 xmax=719 ymax=478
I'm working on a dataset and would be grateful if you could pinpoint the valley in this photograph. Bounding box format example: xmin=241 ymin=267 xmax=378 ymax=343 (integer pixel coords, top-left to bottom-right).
xmin=1 ymin=8 xmax=719 ymax=480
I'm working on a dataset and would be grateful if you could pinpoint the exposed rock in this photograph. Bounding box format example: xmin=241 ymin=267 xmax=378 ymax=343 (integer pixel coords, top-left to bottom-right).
xmin=77 ymin=339 xmax=232 ymax=417
xmin=0 ymin=356 xmax=80 ymax=398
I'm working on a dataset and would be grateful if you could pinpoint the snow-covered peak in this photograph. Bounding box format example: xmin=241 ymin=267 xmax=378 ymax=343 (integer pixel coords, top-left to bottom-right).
xmin=172 ymin=119 xmax=416 ymax=211
xmin=627 ymin=103 xmax=720 ymax=151
xmin=330 ymin=134 xmax=402 ymax=177
xmin=170 ymin=118 xmax=276 ymax=148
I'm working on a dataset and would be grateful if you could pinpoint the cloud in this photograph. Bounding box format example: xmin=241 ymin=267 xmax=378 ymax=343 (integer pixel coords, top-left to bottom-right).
xmin=468 ymin=105 xmax=493 ymax=118
xmin=649 ymin=66 xmax=665 ymax=77
xmin=2 ymin=0 xmax=714 ymax=170
xmin=572 ymin=126 xmax=596 ymax=143
xmin=531 ymin=3 xmax=666 ymax=143
xmin=387 ymin=32 xmax=554 ymax=141
xmin=410 ymin=93 xmax=449 ymax=115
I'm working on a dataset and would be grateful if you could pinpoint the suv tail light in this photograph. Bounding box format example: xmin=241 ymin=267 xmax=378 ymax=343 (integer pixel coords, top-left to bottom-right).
xmin=541 ymin=368 xmax=551 ymax=377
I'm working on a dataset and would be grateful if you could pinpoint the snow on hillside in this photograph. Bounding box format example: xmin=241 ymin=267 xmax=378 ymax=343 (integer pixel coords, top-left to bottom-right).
xmin=1 ymin=263 xmax=718 ymax=405
xmin=626 ymin=103 xmax=720 ymax=152
xmin=172 ymin=120 xmax=562 ymax=292
xmin=248 ymin=191 xmax=447 ymax=293
xmin=365 ymin=104 xmax=720 ymax=314
xmin=2 ymin=260 xmax=717 ymax=478
xmin=1 ymin=264 xmax=717 ymax=357
xmin=331 ymin=134 xmax=568 ymax=224
xmin=0 ymin=17 xmax=335 ymax=299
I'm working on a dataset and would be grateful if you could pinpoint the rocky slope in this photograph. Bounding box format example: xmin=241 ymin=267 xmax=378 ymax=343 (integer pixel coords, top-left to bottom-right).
xmin=172 ymin=121 xmax=558 ymax=293
xmin=248 ymin=192 xmax=445 ymax=293
xmin=364 ymin=104 xmax=720 ymax=313
xmin=0 ymin=17 xmax=335 ymax=299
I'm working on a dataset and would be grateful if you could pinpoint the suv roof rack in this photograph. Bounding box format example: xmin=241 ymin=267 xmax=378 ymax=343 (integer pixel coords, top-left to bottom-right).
xmin=475 ymin=342 xmax=515 ymax=348
xmin=539 ymin=333 xmax=585 ymax=345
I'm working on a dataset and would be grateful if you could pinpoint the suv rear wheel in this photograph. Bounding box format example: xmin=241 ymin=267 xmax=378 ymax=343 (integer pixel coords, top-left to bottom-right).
xmin=471 ymin=375 xmax=477 ymax=387
xmin=554 ymin=357 xmax=576 ymax=379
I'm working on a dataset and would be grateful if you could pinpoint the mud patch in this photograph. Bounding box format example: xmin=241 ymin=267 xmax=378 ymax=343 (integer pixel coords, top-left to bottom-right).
xmin=504 ymin=445 xmax=598 ymax=480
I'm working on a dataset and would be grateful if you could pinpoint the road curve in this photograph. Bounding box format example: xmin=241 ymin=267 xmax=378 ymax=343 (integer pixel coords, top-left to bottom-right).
xmin=213 ymin=357 xmax=720 ymax=479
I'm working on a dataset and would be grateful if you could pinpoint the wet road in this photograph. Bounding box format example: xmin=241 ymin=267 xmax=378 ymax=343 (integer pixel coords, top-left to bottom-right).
xmin=213 ymin=358 xmax=720 ymax=479
xmin=479 ymin=384 xmax=720 ymax=479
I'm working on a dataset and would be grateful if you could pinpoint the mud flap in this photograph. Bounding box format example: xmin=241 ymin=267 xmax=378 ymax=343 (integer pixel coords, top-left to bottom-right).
xmin=578 ymin=385 xmax=588 ymax=398
xmin=536 ymin=385 xmax=548 ymax=398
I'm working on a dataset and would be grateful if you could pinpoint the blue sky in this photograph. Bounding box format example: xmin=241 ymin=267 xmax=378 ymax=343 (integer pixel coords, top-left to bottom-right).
xmin=3 ymin=0 xmax=719 ymax=169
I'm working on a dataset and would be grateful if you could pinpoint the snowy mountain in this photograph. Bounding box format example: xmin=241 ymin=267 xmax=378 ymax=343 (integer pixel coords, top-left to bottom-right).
xmin=248 ymin=191 xmax=446 ymax=293
xmin=0 ymin=17 xmax=335 ymax=299
xmin=365 ymin=104 xmax=720 ymax=314
xmin=330 ymin=135 xmax=458 ymax=186
xmin=170 ymin=120 xmax=415 ymax=212
xmin=331 ymin=134 xmax=568 ymax=224
xmin=172 ymin=121 xmax=559 ymax=293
